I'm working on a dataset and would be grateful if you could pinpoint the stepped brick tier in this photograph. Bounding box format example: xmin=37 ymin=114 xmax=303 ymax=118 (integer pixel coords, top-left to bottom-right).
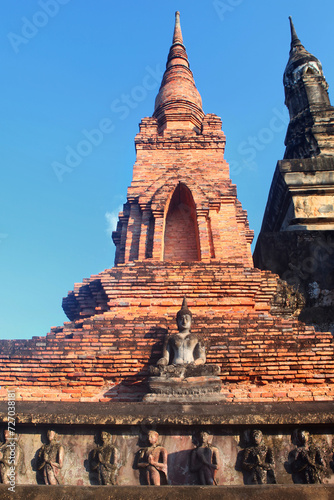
xmin=1 ymin=262 xmax=334 ymax=402
xmin=0 ymin=14 xmax=333 ymax=405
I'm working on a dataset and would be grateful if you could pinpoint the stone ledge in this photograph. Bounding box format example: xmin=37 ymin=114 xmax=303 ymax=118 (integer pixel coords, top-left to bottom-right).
xmin=279 ymin=157 xmax=334 ymax=173
xmin=1 ymin=401 xmax=333 ymax=426
xmin=1 ymin=485 xmax=334 ymax=500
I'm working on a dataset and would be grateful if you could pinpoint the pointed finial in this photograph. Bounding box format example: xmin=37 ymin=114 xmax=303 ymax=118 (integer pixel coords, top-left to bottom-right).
xmin=289 ymin=16 xmax=303 ymax=50
xmin=153 ymin=11 xmax=204 ymax=131
xmin=173 ymin=10 xmax=183 ymax=45
xmin=176 ymin=295 xmax=192 ymax=321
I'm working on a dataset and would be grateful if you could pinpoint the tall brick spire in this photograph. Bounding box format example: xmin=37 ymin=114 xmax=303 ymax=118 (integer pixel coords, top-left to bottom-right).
xmin=172 ymin=10 xmax=183 ymax=44
xmin=112 ymin=11 xmax=253 ymax=267
xmin=153 ymin=11 xmax=204 ymax=132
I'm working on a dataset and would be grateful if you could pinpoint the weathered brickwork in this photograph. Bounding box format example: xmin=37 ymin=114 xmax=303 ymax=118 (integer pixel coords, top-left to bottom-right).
xmin=2 ymin=13 xmax=333 ymax=407
xmin=1 ymin=262 xmax=334 ymax=402
xmin=112 ymin=116 xmax=253 ymax=267
xmin=112 ymin=12 xmax=253 ymax=267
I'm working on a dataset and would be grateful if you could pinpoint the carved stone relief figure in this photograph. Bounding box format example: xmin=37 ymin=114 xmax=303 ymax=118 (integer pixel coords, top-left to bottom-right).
xmin=289 ymin=429 xmax=325 ymax=483
xmin=37 ymin=429 xmax=64 ymax=485
xmin=190 ymin=431 xmax=220 ymax=485
xmin=0 ymin=429 xmax=20 ymax=484
xmin=241 ymin=430 xmax=276 ymax=484
xmin=137 ymin=430 xmax=168 ymax=485
xmin=90 ymin=431 xmax=119 ymax=485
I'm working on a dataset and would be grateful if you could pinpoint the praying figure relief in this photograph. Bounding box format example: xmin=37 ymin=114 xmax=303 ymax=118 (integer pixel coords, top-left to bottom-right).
xmin=190 ymin=431 xmax=220 ymax=485
xmin=37 ymin=430 xmax=64 ymax=485
xmin=91 ymin=431 xmax=119 ymax=485
xmin=0 ymin=429 xmax=19 ymax=484
xmin=241 ymin=430 xmax=276 ymax=484
xmin=289 ymin=430 xmax=325 ymax=484
xmin=137 ymin=430 xmax=168 ymax=485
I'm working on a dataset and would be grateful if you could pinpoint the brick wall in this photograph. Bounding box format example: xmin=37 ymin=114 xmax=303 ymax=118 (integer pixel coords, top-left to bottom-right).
xmin=112 ymin=114 xmax=253 ymax=267
xmin=1 ymin=262 xmax=334 ymax=403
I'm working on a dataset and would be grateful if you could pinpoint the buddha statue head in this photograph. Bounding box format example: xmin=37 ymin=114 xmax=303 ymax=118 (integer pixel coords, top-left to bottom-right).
xmin=176 ymin=296 xmax=192 ymax=333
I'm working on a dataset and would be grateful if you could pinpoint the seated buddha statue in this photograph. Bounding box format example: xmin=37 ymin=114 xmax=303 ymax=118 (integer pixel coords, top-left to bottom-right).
xmin=152 ymin=297 xmax=220 ymax=379
xmin=157 ymin=297 xmax=206 ymax=368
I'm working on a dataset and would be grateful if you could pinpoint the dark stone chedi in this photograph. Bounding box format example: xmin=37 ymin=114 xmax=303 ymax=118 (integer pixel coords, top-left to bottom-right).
xmin=145 ymin=297 xmax=222 ymax=401
xmin=283 ymin=17 xmax=334 ymax=160
xmin=254 ymin=17 xmax=334 ymax=333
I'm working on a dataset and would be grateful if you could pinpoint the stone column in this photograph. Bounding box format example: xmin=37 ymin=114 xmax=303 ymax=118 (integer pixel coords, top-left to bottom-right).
xmin=197 ymin=210 xmax=211 ymax=261
xmin=112 ymin=231 xmax=121 ymax=266
xmin=124 ymin=201 xmax=142 ymax=263
xmin=118 ymin=212 xmax=129 ymax=265
xmin=152 ymin=211 xmax=164 ymax=260
xmin=138 ymin=208 xmax=151 ymax=261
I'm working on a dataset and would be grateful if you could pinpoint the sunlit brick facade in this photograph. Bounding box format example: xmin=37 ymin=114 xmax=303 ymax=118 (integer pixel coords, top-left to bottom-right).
xmin=1 ymin=13 xmax=334 ymax=405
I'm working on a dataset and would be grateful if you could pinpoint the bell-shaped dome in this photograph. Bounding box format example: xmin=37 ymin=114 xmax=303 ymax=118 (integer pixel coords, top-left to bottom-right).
xmin=283 ymin=16 xmax=324 ymax=87
xmin=153 ymin=12 xmax=204 ymax=132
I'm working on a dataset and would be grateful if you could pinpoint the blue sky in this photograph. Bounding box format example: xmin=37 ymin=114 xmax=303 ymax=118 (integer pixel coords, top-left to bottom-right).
xmin=1 ymin=0 xmax=334 ymax=339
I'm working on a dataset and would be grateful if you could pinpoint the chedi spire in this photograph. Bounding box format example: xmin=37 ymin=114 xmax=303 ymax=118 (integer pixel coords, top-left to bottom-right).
xmin=288 ymin=16 xmax=303 ymax=50
xmin=173 ymin=10 xmax=183 ymax=45
xmin=283 ymin=17 xmax=334 ymax=159
xmin=153 ymin=11 xmax=204 ymax=133
xmin=284 ymin=16 xmax=326 ymax=91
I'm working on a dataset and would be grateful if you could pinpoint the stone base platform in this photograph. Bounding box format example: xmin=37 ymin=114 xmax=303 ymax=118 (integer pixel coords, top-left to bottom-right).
xmin=144 ymin=375 xmax=223 ymax=402
xmin=2 ymin=485 xmax=334 ymax=500
xmin=1 ymin=402 xmax=333 ymax=487
xmin=144 ymin=363 xmax=223 ymax=401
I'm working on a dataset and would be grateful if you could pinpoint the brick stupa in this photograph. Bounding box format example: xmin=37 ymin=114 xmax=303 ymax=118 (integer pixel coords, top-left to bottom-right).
xmin=1 ymin=12 xmax=334 ymax=404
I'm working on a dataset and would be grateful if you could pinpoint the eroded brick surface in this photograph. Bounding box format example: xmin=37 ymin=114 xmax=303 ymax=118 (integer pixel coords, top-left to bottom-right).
xmin=2 ymin=14 xmax=333 ymax=406
xmin=2 ymin=262 xmax=334 ymax=402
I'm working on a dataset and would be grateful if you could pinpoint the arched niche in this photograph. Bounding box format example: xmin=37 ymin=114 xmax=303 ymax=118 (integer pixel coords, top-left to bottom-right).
xmin=163 ymin=183 xmax=200 ymax=261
